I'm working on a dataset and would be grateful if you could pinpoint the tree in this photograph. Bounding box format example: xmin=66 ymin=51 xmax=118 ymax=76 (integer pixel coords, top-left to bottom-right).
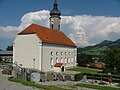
xmin=104 ymin=48 xmax=120 ymax=74
xmin=6 ymin=45 xmax=13 ymax=51
xmin=77 ymin=53 xmax=93 ymax=67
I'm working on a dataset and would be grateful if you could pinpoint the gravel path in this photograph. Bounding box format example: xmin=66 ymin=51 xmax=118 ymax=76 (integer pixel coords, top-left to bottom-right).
xmin=38 ymin=81 xmax=97 ymax=90
xmin=0 ymin=70 xmax=41 ymax=90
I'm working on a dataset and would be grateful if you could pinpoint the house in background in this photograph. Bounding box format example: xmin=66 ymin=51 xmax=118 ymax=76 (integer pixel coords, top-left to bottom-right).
xmin=94 ymin=61 xmax=105 ymax=68
xmin=13 ymin=0 xmax=77 ymax=72
xmin=0 ymin=51 xmax=13 ymax=63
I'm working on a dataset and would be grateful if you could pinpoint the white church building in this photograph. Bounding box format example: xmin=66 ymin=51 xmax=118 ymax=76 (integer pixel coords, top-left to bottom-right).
xmin=13 ymin=0 xmax=77 ymax=72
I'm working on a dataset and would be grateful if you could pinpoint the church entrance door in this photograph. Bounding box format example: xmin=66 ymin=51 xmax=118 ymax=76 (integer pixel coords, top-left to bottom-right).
xmin=61 ymin=66 xmax=64 ymax=72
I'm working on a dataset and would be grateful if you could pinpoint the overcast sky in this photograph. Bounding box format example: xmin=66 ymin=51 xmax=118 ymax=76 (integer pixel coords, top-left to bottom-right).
xmin=0 ymin=0 xmax=120 ymax=50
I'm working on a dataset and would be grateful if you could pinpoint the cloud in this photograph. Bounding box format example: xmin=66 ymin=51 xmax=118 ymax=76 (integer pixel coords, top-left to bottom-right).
xmin=0 ymin=10 xmax=120 ymax=49
xmin=61 ymin=15 xmax=120 ymax=46
xmin=20 ymin=10 xmax=50 ymax=28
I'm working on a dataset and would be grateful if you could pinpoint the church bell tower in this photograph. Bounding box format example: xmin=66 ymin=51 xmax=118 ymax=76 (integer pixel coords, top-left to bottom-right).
xmin=50 ymin=0 xmax=61 ymax=31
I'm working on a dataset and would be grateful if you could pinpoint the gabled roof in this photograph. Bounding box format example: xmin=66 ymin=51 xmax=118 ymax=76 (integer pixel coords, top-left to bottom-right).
xmin=54 ymin=63 xmax=63 ymax=67
xmin=0 ymin=51 xmax=13 ymax=56
xmin=19 ymin=24 xmax=76 ymax=47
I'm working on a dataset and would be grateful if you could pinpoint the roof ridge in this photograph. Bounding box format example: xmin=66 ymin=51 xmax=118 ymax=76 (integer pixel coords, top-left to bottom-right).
xmin=18 ymin=24 xmax=76 ymax=47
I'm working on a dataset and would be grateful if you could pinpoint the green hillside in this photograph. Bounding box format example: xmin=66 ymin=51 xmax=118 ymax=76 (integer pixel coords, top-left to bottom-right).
xmin=78 ymin=39 xmax=120 ymax=55
xmin=81 ymin=46 xmax=108 ymax=55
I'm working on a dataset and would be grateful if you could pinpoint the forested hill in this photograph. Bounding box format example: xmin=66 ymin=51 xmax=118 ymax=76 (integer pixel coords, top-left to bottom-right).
xmin=78 ymin=39 xmax=120 ymax=55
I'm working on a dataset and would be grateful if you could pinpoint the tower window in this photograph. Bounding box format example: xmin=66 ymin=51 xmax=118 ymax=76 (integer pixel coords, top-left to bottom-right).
xmin=51 ymin=24 xmax=53 ymax=29
xmin=59 ymin=25 xmax=60 ymax=30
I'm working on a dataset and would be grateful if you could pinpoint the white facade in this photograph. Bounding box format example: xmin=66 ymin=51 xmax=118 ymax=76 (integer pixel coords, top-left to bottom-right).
xmin=13 ymin=34 xmax=42 ymax=70
xmin=13 ymin=34 xmax=77 ymax=72
xmin=42 ymin=43 xmax=77 ymax=72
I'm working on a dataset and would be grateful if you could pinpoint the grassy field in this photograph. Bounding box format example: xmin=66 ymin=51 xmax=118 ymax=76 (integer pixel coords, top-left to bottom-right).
xmin=75 ymin=84 xmax=120 ymax=90
xmin=79 ymin=46 xmax=108 ymax=55
xmin=9 ymin=78 xmax=67 ymax=90
xmin=68 ymin=67 xmax=102 ymax=74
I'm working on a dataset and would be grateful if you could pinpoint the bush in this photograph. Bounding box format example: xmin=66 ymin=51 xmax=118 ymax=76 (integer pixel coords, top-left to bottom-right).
xmin=74 ymin=73 xmax=83 ymax=81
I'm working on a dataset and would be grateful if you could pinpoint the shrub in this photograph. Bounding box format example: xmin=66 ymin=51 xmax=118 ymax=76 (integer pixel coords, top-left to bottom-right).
xmin=74 ymin=73 xmax=83 ymax=81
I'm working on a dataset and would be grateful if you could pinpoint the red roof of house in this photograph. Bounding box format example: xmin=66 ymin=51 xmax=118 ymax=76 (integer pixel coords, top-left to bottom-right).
xmin=54 ymin=63 xmax=63 ymax=67
xmin=19 ymin=24 xmax=76 ymax=47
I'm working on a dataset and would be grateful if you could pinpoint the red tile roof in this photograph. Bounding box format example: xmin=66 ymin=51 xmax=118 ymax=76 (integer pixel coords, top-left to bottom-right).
xmin=54 ymin=63 xmax=63 ymax=67
xmin=19 ymin=24 xmax=76 ymax=47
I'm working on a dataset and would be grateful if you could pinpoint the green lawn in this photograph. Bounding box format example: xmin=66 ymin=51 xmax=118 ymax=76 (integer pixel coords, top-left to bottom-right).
xmin=68 ymin=67 xmax=102 ymax=74
xmin=8 ymin=76 xmax=120 ymax=90
xmin=9 ymin=78 xmax=67 ymax=90
xmin=75 ymin=83 xmax=120 ymax=90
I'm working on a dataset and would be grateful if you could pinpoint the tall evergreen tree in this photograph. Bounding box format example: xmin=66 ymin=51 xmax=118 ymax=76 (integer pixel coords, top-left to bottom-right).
xmin=105 ymin=48 xmax=120 ymax=74
xmin=6 ymin=46 xmax=13 ymax=51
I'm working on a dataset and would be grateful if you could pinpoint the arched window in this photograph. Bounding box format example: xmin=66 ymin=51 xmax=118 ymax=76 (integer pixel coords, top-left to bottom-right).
xmin=51 ymin=52 xmax=53 ymax=56
xmin=71 ymin=57 xmax=73 ymax=64
xmin=69 ymin=58 xmax=71 ymax=64
xmin=65 ymin=52 xmax=67 ymax=55
xmin=72 ymin=52 xmax=73 ymax=55
xmin=56 ymin=57 xmax=58 ymax=63
xmin=56 ymin=52 xmax=59 ymax=56
xmin=61 ymin=57 xmax=63 ymax=63
xmin=67 ymin=58 xmax=69 ymax=64
xmin=65 ymin=57 xmax=67 ymax=64
xmin=61 ymin=52 xmax=63 ymax=55
xmin=68 ymin=52 xmax=70 ymax=55
xmin=50 ymin=58 xmax=54 ymax=68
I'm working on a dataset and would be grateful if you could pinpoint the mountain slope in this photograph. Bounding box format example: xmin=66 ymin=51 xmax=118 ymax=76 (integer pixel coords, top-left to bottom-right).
xmin=78 ymin=39 xmax=120 ymax=55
